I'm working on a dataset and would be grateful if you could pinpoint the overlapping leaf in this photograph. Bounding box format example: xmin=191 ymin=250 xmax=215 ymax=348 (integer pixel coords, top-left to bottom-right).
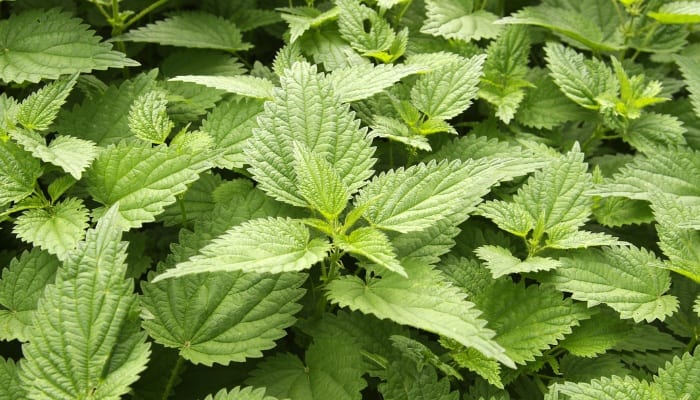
xmin=674 ymin=55 xmax=700 ymax=118
xmin=0 ymin=140 xmax=41 ymax=206
xmin=328 ymin=63 xmax=422 ymax=102
xmin=16 ymin=75 xmax=77 ymax=131
xmin=128 ymin=90 xmax=174 ymax=144
xmin=203 ymin=386 xmax=281 ymax=400
xmin=171 ymin=75 xmax=274 ymax=99
xmin=0 ymin=9 xmax=137 ymax=83
xmin=337 ymin=227 xmax=406 ymax=276
xmin=10 ymin=130 xmax=97 ymax=179
xmin=421 ymin=0 xmax=503 ymax=42
xmin=0 ymin=358 xmax=21 ymax=400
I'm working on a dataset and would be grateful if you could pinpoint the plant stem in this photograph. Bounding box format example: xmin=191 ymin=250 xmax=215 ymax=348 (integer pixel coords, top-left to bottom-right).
xmin=162 ymin=356 xmax=185 ymax=400
xmin=123 ymin=0 xmax=171 ymax=30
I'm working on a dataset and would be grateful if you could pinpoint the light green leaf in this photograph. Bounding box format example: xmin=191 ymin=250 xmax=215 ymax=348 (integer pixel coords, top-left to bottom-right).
xmin=475 ymin=280 xmax=590 ymax=365
xmin=9 ymin=130 xmax=97 ymax=179
xmin=85 ymin=140 xmax=211 ymax=228
xmin=293 ymin=143 xmax=350 ymax=219
xmin=674 ymin=55 xmax=700 ymax=118
xmin=153 ymin=217 xmax=330 ymax=281
xmin=649 ymin=1 xmax=700 ymax=24
xmin=0 ymin=249 xmax=59 ymax=341
xmin=0 ymin=358 xmax=22 ymax=400
xmin=337 ymin=227 xmax=406 ymax=277
xmin=623 ymin=112 xmax=686 ymax=152
xmin=392 ymin=218 xmax=460 ymax=268
xmin=12 ymin=197 xmax=89 ymax=260
xmin=17 ymin=74 xmax=77 ymax=131
xmin=654 ymin=349 xmax=700 ymax=399
xmin=203 ymin=386 xmax=281 ymax=400
xmin=544 ymin=246 xmax=678 ymax=322
xmin=476 ymin=201 xmax=534 ymax=238
xmin=328 ymin=63 xmax=421 ymax=103
xmin=247 ymin=337 xmax=366 ymax=400
xmin=326 ymin=262 xmax=515 ymax=368
xmin=550 ymin=375 xmax=655 ymax=400
xmin=593 ymin=197 xmax=654 ymax=228
xmin=0 ymin=139 xmax=41 ymax=206
xmin=0 ymin=9 xmax=137 ymax=83
xmin=421 ymin=0 xmax=503 ymax=42
xmin=369 ymin=115 xmax=432 ymax=151
xmin=545 ymin=227 xmax=621 ymax=249
xmin=337 ymin=0 xmax=398 ymax=60
xmin=56 ymin=70 xmax=159 ymax=146
xmin=559 ymin=307 xmax=632 ymax=357
xmin=411 ymin=54 xmax=485 ymax=120
xmin=298 ymin=28 xmax=368 ymax=71
xmin=142 ymin=271 xmax=306 ymax=365
xmin=545 ymin=42 xmax=617 ymax=110
xmin=128 ymin=90 xmax=173 ymax=144
xmin=20 ymin=205 xmax=150 ymax=400
xmin=475 ymin=245 xmax=561 ymax=278
xmin=171 ymin=75 xmax=274 ymax=99
xmin=200 ymin=97 xmax=263 ymax=170
xmin=279 ymin=6 xmax=339 ymax=43
xmin=119 ymin=12 xmax=251 ymax=52
xmin=498 ymin=4 xmax=624 ymax=52
xmin=246 ymin=62 xmax=375 ymax=207
xmin=446 ymin=344 xmax=503 ymax=389
xmin=47 ymin=175 xmax=77 ymax=203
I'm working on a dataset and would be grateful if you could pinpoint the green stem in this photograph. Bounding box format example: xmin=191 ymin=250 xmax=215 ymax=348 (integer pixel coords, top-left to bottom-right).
xmin=123 ymin=0 xmax=172 ymax=30
xmin=162 ymin=356 xmax=185 ymax=400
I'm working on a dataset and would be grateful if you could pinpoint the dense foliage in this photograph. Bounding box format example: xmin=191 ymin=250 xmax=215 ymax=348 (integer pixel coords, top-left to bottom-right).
xmin=0 ymin=0 xmax=699 ymax=399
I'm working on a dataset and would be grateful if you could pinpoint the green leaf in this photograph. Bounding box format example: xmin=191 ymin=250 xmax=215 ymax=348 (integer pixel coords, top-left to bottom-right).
xmin=476 ymin=201 xmax=535 ymax=238
xmin=293 ymin=142 xmax=350 ymax=219
xmin=545 ymin=42 xmax=617 ymax=110
xmin=674 ymin=55 xmax=700 ymax=118
xmin=388 ymin=335 xmax=462 ymax=380
xmin=379 ymin=361 xmax=459 ymax=400
xmin=85 ymin=140 xmax=211 ymax=228
xmin=247 ymin=337 xmax=367 ymax=400
xmin=654 ymin=349 xmax=700 ymax=399
xmin=141 ymin=271 xmax=306 ymax=365
xmin=47 ymin=174 xmax=77 ymax=203
xmin=56 ymin=70 xmax=159 ymax=146
xmin=328 ymin=63 xmax=422 ymax=103
xmin=447 ymin=344 xmax=503 ymax=389
xmin=245 ymin=62 xmax=375 ymax=207
xmin=355 ymin=159 xmax=515 ymax=233
xmin=0 ymin=9 xmax=137 ymax=83
xmin=19 ymin=205 xmax=150 ymax=399
xmin=153 ymin=217 xmax=330 ymax=281
xmin=326 ymin=262 xmax=515 ymax=368
xmin=475 ymin=245 xmax=561 ymax=278
xmin=279 ymin=6 xmax=339 ymax=43
xmin=171 ymin=75 xmax=274 ymax=100
xmin=421 ymin=0 xmax=503 ymax=42
xmin=474 ymin=280 xmax=590 ymax=365
xmin=12 ymin=197 xmax=89 ymax=260
xmin=17 ymin=74 xmax=77 ymax=131
xmin=203 ymin=386 xmax=281 ymax=400
xmin=543 ymin=246 xmax=678 ymax=322
xmin=0 ymin=249 xmax=59 ymax=341
xmin=9 ymin=130 xmax=97 ymax=179
xmin=622 ymin=112 xmax=686 ymax=152
xmin=119 ymin=12 xmax=251 ymax=52
xmin=157 ymin=172 xmax=221 ymax=227
xmin=160 ymin=49 xmax=246 ymax=77
xmin=559 ymin=307 xmax=632 ymax=358
xmin=392 ymin=218 xmax=460 ymax=268
xmin=337 ymin=227 xmax=406 ymax=277
xmin=550 ymin=375 xmax=655 ymax=400
xmin=649 ymin=1 xmax=700 ymax=24
xmin=337 ymin=0 xmax=400 ymax=61
xmin=0 ymin=358 xmax=22 ymax=400
xmin=128 ymin=90 xmax=174 ymax=144
xmin=410 ymin=54 xmax=485 ymax=120
xmin=498 ymin=3 xmax=624 ymax=52
xmin=0 ymin=139 xmax=42 ymax=206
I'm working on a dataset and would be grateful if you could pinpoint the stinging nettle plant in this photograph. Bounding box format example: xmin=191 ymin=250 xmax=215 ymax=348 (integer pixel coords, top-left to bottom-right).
xmin=0 ymin=0 xmax=699 ymax=399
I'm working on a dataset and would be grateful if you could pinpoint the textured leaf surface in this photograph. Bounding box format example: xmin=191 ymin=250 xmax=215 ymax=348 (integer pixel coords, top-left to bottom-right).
xmin=153 ymin=217 xmax=329 ymax=281
xmin=279 ymin=6 xmax=339 ymax=43
xmin=247 ymin=337 xmax=366 ymax=400
xmin=674 ymin=55 xmax=700 ymax=118
xmin=13 ymin=197 xmax=89 ymax=260
xmin=17 ymin=75 xmax=76 ymax=131
xmin=421 ymin=0 xmax=502 ymax=42
xmin=475 ymin=245 xmax=560 ymax=278
xmin=293 ymin=143 xmax=350 ymax=219
xmin=337 ymin=227 xmax=406 ymax=276
xmin=559 ymin=308 xmax=632 ymax=357
xmin=544 ymin=246 xmax=678 ymax=322
xmin=653 ymin=349 xmax=700 ymax=399
xmin=326 ymin=262 xmax=514 ymax=368
xmin=246 ymin=62 xmax=375 ymax=207
xmin=10 ymin=130 xmax=97 ymax=179
xmin=56 ymin=70 xmax=159 ymax=146
xmin=0 ymin=249 xmax=59 ymax=341
xmin=142 ymin=271 xmax=305 ymax=365
xmin=201 ymin=97 xmax=263 ymax=169
xmin=0 ymin=9 xmax=137 ymax=83
xmin=0 ymin=358 xmax=21 ymax=400
xmin=85 ymin=140 xmax=211 ymax=228
xmin=128 ymin=90 xmax=173 ymax=144
xmin=380 ymin=362 xmax=459 ymax=400
xmin=203 ymin=386 xmax=281 ymax=400
xmin=411 ymin=54 xmax=485 ymax=120
xmin=0 ymin=139 xmax=41 ymax=206
xmin=171 ymin=75 xmax=274 ymax=99
xmin=551 ymin=375 xmax=655 ymax=400
xmin=20 ymin=206 xmax=150 ymax=400
xmin=649 ymin=2 xmax=700 ymax=24
xmin=120 ymin=12 xmax=251 ymax=52
xmin=328 ymin=63 xmax=421 ymax=103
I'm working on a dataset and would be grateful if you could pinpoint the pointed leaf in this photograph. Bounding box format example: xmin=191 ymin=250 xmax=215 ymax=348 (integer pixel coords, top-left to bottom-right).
xmin=475 ymin=245 xmax=561 ymax=278
xmin=245 ymin=62 xmax=375 ymax=207
xmin=128 ymin=90 xmax=174 ymax=144
xmin=85 ymin=140 xmax=211 ymax=228
xmin=380 ymin=362 xmax=459 ymax=400
xmin=337 ymin=227 xmax=406 ymax=277
xmin=119 ymin=12 xmax=251 ymax=52
xmin=328 ymin=63 xmax=422 ymax=103
xmin=674 ymin=55 xmax=700 ymax=118
xmin=649 ymin=2 xmax=700 ymax=24
xmin=17 ymin=74 xmax=77 ymax=131
xmin=326 ymin=262 xmax=515 ymax=368
xmin=559 ymin=307 xmax=632 ymax=358
xmin=19 ymin=206 xmax=150 ymax=399
xmin=293 ymin=143 xmax=350 ymax=219
xmin=203 ymin=386 xmax=281 ymax=400
xmin=0 ymin=249 xmax=59 ymax=341
xmin=10 ymin=130 xmax=98 ymax=179
xmin=544 ymin=246 xmax=678 ymax=322
xmin=654 ymin=350 xmax=700 ymax=399
xmin=623 ymin=112 xmax=686 ymax=152
xmin=0 ymin=139 xmax=41 ymax=206
xmin=411 ymin=54 xmax=485 ymax=120
xmin=279 ymin=6 xmax=339 ymax=43
xmin=171 ymin=75 xmax=274 ymax=99
xmin=337 ymin=0 xmax=397 ymax=59
xmin=421 ymin=0 xmax=503 ymax=42
xmin=0 ymin=9 xmax=137 ymax=83
xmin=0 ymin=358 xmax=21 ymax=400
xmin=551 ymin=375 xmax=655 ymax=400
xmin=13 ymin=197 xmax=89 ymax=260
xmin=153 ymin=217 xmax=330 ymax=281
